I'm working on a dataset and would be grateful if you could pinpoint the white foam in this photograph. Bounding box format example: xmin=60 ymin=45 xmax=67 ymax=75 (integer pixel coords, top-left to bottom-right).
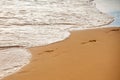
xmin=0 ymin=0 xmax=114 ymax=79
xmin=0 ymin=48 xmax=31 ymax=80
xmin=0 ymin=26 xmax=70 ymax=47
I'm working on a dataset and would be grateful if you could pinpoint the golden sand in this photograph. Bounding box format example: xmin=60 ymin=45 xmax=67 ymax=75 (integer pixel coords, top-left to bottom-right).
xmin=3 ymin=27 xmax=120 ymax=80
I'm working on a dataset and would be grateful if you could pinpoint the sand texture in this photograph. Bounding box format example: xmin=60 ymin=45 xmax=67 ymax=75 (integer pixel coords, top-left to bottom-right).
xmin=3 ymin=27 xmax=120 ymax=80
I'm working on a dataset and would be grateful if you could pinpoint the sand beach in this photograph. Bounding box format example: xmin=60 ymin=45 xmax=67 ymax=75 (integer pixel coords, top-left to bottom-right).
xmin=3 ymin=27 xmax=120 ymax=80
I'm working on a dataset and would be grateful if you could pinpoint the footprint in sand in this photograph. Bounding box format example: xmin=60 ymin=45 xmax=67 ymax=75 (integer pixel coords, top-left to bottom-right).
xmin=81 ymin=40 xmax=97 ymax=44
xmin=18 ymin=70 xmax=29 ymax=74
xmin=37 ymin=49 xmax=54 ymax=55
xmin=107 ymin=29 xmax=120 ymax=33
xmin=44 ymin=50 xmax=54 ymax=53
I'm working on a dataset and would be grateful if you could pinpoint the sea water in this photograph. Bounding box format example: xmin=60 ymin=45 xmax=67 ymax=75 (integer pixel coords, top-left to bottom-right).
xmin=95 ymin=0 xmax=120 ymax=26
xmin=0 ymin=0 xmax=115 ymax=79
xmin=109 ymin=11 xmax=120 ymax=26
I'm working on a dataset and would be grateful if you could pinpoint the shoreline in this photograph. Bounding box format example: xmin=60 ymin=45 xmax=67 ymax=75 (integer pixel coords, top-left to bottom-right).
xmin=3 ymin=27 xmax=120 ymax=80
xmin=0 ymin=0 xmax=119 ymax=80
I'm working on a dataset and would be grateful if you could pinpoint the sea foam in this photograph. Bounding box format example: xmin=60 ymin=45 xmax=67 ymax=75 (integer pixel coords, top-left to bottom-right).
xmin=0 ymin=0 xmax=114 ymax=79
xmin=0 ymin=48 xmax=31 ymax=80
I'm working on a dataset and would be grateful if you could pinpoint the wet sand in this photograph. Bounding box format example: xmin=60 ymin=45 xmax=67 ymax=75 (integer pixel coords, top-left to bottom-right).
xmin=3 ymin=27 xmax=120 ymax=80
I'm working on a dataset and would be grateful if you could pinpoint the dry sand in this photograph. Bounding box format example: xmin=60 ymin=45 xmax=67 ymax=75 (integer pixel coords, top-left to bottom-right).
xmin=3 ymin=27 xmax=120 ymax=80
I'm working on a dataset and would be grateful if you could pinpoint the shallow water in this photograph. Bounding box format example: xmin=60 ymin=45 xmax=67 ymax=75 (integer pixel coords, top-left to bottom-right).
xmin=0 ymin=48 xmax=31 ymax=79
xmin=109 ymin=11 xmax=120 ymax=26
xmin=95 ymin=0 xmax=120 ymax=26
xmin=95 ymin=0 xmax=120 ymax=12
